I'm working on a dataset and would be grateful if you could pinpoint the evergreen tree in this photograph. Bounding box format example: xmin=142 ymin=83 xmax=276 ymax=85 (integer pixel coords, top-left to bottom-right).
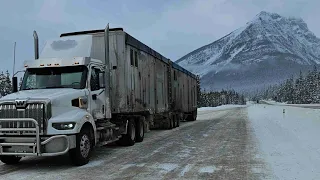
xmin=294 ymin=71 xmax=304 ymax=104
xmin=310 ymin=66 xmax=319 ymax=103
xmin=0 ymin=71 xmax=4 ymax=97
xmin=283 ymin=77 xmax=294 ymax=103
xmin=3 ymin=71 xmax=12 ymax=96
xmin=198 ymin=89 xmax=245 ymax=107
xmin=261 ymin=66 xmax=320 ymax=104
xmin=305 ymin=70 xmax=314 ymax=103
xmin=0 ymin=70 xmax=13 ymax=97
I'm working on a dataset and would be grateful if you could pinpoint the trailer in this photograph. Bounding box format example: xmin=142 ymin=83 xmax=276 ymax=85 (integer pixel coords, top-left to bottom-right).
xmin=0 ymin=24 xmax=198 ymax=165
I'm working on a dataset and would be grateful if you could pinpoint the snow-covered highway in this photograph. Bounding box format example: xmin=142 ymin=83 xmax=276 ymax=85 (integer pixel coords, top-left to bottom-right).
xmin=0 ymin=104 xmax=319 ymax=180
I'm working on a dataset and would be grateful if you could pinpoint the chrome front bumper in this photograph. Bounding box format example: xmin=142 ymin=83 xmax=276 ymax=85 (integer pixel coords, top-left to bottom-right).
xmin=0 ymin=118 xmax=72 ymax=157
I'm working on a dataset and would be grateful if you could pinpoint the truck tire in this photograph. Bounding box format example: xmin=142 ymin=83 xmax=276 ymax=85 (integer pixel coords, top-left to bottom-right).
xmin=187 ymin=111 xmax=197 ymax=121
xmin=0 ymin=156 xmax=21 ymax=165
xmin=117 ymin=119 xmax=136 ymax=146
xmin=168 ymin=117 xmax=173 ymax=129
xmin=176 ymin=114 xmax=180 ymax=127
xmin=70 ymin=127 xmax=92 ymax=166
xmin=192 ymin=111 xmax=197 ymax=121
xmin=172 ymin=115 xmax=176 ymax=128
xmin=135 ymin=118 xmax=144 ymax=142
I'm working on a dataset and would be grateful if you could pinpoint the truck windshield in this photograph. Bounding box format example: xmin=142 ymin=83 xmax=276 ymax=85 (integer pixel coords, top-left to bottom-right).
xmin=21 ymin=66 xmax=88 ymax=90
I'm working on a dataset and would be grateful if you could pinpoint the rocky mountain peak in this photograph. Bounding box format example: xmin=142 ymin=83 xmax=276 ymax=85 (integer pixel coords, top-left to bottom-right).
xmin=177 ymin=12 xmax=320 ymax=92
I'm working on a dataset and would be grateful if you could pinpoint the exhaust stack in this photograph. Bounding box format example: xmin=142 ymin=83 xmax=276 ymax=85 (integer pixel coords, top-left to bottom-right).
xmin=104 ymin=24 xmax=112 ymax=118
xmin=33 ymin=31 xmax=39 ymax=60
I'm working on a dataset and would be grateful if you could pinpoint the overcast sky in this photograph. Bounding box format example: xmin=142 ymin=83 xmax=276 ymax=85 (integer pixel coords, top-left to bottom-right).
xmin=1 ymin=0 xmax=319 ymax=74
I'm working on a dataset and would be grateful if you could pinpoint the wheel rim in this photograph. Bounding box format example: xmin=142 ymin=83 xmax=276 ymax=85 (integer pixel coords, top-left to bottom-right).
xmin=80 ymin=134 xmax=91 ymax=158
xmin=131 ymin=123 xmax=136 ymax=140
xmin=140 ymin=122 xmax=144 ymax=137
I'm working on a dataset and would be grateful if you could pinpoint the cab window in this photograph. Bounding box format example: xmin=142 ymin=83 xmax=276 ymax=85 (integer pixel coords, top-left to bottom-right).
xmin=90 ymin=67 xmax=101 ymax=91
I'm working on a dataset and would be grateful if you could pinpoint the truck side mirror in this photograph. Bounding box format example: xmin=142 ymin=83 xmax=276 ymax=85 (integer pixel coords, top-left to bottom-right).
xmin=99 ymin=72 xmax=105 ymax=88
xmin=12 ymin=77 xmax=18 ymax=93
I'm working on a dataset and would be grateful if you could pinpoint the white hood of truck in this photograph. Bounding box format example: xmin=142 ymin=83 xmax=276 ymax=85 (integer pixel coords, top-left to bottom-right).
xmin=0 ymin=88 xmax=88 ymax=107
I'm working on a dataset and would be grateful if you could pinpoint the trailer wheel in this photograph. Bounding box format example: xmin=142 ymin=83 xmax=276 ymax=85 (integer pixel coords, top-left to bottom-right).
xmin=135 ymin=117 xmax=145 ymax=142
xmin=171 ymin=116 xmax=175 ymax=129
xmin=117 ymin=119 xmax=136 ymax=146
xmin=187 ymin=111 xmax=197 ymax=121
xmin=173 ymin=115 xmax=177 ymax=128
xmin=176 ymin=114 xmax=180 ymax=127
xmin=0 ymin=156 xmax=21 ymax=165
xmin=192 ymin=111 xmax=197 ymax=121
xmin=70 ymin=127 xmax=92 ymax=166
xmin=168 ymin=116 xmax=173 ymax=129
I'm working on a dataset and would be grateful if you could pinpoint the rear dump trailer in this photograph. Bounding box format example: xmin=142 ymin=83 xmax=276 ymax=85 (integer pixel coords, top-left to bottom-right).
xmin=0 ymin=24 xmax=198 ymax=165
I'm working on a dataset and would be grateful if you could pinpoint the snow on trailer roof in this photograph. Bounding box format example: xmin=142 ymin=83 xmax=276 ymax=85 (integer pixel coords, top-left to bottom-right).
xmin=60 ymin=28 xmax=197 ymax=79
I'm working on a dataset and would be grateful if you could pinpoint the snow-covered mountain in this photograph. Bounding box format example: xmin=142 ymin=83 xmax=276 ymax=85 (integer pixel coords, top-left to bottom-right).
xmin=177 ymin=11 xmax=320 ymax=92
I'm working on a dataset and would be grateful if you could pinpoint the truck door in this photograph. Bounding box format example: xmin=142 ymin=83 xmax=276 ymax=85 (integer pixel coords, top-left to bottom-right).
xmin=89 ymin=65 xmax=106 ymax=119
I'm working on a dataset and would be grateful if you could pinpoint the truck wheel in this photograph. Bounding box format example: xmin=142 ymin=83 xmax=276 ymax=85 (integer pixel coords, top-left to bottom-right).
xmin=117 ymin=119 xmax=136 ymax=146
xmin=172 ymin=115 xmax=176 ymax=128
xmin=0 ymin=156 xmax=21 ymax=165
xmin=192 ymin=111 xmax=197 ymax=121
xmin=187 ymin=112 xmax=197 ymax=121
xmin=176 ymin=114 xmax=180 ymax=127
xmin=70 ymin=127 xmax=92 ymax=166
xmin=135 ymin=118 xmax=144 ymax=142
xmin=168 ymin=117 xmax=173 ymax=129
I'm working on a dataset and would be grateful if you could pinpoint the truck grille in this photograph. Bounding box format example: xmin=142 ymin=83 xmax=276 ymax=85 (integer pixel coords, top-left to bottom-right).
xmin=0 ymin=103 xmax=51 ymax=134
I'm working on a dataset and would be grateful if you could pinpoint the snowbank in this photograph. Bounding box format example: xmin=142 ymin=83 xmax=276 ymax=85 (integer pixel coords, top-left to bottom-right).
xmin=198 ymin=105 xmax=247 ymax=112
xmin=262 ymin=100 xmax=320 ymax=109
xmin=248 ymin=104 xmax=320 ymax=179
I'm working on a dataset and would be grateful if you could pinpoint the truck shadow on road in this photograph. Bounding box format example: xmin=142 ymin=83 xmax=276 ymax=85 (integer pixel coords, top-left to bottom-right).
xmin=0 ymin=145 xmax=125 ymax=174
xmin=0 ymin=121 xmax=193 ymax=175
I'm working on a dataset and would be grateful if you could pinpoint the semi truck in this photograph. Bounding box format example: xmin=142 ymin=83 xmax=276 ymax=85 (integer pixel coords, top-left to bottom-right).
xmin=0 ymin=24 xmax=198 ymax=166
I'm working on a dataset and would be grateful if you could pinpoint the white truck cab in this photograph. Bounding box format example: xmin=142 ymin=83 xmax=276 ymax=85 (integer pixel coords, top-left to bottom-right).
xmin=0 ymin=26 xmax=120 ymax=165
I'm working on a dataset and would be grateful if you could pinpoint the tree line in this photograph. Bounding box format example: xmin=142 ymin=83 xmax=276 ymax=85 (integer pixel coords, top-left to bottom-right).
xmin=0 ymin=70 xmax=23 ymax=98
xmin=198 ymin=89 xmax=246 ymax=107
xmin=0 ymin=71 xmax=13 ymax=97
xmin=256 ymin=66 xmax=320 ymax=104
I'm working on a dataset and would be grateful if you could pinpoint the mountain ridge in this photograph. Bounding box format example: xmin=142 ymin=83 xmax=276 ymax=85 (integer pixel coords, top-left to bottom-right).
xmin=177 ymin=11 xmax=320 ymax=92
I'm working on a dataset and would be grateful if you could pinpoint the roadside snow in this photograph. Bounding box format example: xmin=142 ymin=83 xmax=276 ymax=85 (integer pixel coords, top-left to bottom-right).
xmin=248 ymin=104 xmax=320 ymax=180
xmin=198 ymin=105 xmax=247 ymax=112
xmin=262 ymin=100 xmax=320 ymax=108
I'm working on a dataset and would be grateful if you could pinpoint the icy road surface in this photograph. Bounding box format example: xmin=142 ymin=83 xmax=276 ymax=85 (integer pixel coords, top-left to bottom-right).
xmin=0 ymin=104 xmax=319 ymax=179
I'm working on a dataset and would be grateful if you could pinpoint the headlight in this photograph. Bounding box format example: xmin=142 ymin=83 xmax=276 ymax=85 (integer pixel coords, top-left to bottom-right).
xmin=52 ymin=122 xmax=76 ymax=130
xmin=72 ymin=96 xmax=88 ymax=109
